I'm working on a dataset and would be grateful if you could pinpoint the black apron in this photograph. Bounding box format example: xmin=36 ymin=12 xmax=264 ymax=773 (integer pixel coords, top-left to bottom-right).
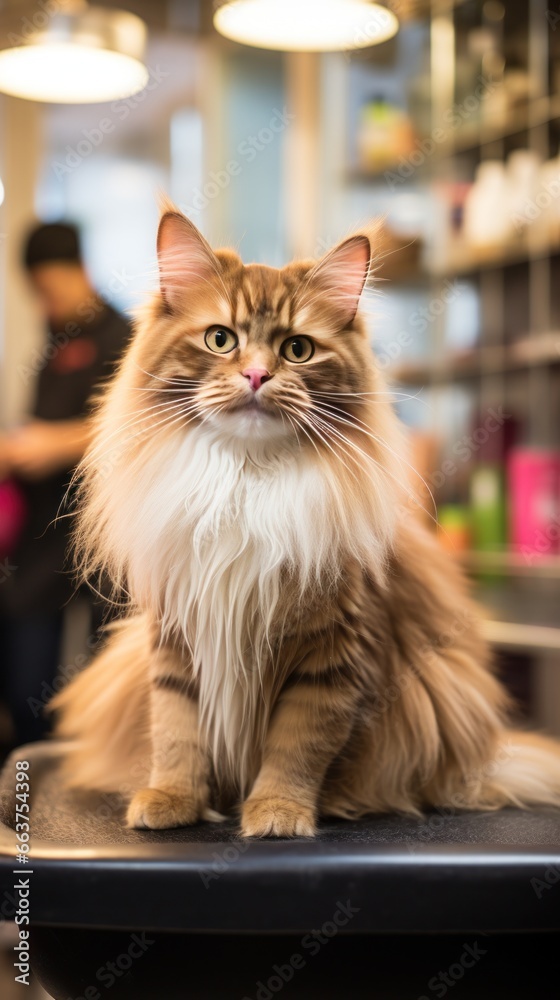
xmin=0 ymin=302 xmax=131 ymax=616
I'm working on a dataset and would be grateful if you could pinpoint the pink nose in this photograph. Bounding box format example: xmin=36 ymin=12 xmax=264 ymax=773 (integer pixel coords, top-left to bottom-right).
xmin=242 ymin=367 xmax=271 ymax=392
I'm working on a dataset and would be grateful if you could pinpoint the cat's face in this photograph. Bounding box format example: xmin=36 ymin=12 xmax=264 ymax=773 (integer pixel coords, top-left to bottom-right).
xmin=76 ymin=207 xmax=402 ymax=607
xmin=134 ymin=208 xmax=378 ymax=447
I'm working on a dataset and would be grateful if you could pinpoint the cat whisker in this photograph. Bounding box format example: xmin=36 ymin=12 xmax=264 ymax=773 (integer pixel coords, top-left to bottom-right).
xmin=308 ymin=388 xmax=427 ymax=405
xmin=150 ymin=405 xmax=203 ymax=436
xmin=132 ymin=379 xmax=202 ymax=392
xmin=132 ymin=384 xmax=202 ymax=393
xmin=311 ymin=411 xmax=389 ymax=479
xmin=80 ymin=399 xmax=197 ymax=464
xmin=312 ymin=404 xmax=412 ymax=478
xmin=77 ymin=400 xmax=203 ymax=475
xmin=310 ymin=409 xmax=439 ymax=529
xmin=281 ymin=410 xmax=299 ymax=445
xmin=133 ymin=363 xmax=203 ymax=387
xmin=196 ymin=402 xmax=229 ymax=429
xmin=312 ymin=417 xmax=417 ymax=515
xmin=61 ymin=400 xmax=203 ymax=522
xmin=288 ymin=413 xmax=325 ymax=463
xmin=311 ymin=402 xmax=438 ymax=523
xmin=309 ymin=414 xmax=378 ymax=479
xmin=297 ymin=412 xmax=365 ymax=485
xmin=281 ymin=407 xmax=311 ymax=451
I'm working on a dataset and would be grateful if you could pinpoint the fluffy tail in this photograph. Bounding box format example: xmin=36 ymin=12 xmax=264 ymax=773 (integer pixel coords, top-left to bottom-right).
xmin=488 ymin=730 xmax=560 ymax=809
xmin=50 ymin=614 xmax=152 ymax=794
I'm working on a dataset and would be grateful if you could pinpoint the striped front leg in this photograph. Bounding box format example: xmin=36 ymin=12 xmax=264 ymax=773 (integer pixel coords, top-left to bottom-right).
xmin=127 ymin=642 xmax=209 ymax=830
xmin=241 ymin=653 xmax=363 ymax=838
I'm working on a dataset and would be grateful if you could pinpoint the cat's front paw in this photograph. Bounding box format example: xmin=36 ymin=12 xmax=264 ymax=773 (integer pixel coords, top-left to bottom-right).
xmin=127 ymin=787 xmax=203 ymax=830
xmin=241 ymin=796 xmax=316 ymax=838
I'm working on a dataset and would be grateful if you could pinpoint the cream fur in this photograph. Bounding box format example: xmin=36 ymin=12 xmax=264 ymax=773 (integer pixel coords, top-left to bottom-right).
xmin=52 ymin=210 xmax=560 ymax=833
xmin=74 ymin=413 xmax=398 ymax=792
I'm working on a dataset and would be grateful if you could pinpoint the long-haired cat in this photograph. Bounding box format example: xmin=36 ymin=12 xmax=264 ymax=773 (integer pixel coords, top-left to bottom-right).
xmin=52 ymin=202 xmax=560 ymax=837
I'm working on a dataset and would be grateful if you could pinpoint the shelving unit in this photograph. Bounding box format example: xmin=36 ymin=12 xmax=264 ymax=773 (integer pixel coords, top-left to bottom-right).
xmin=461 ymin=550 xmax=560 ymax=579
xmin=388 ymin=337 xmax=560 ymax=385
xmin=432 ymin=92 xmax=560 ymax=154
xmin=423 ymin=0 xmax=560 ymax=671
xmin=483 ymin=619 xmax=560 ymax=652
xmin=346 ymin=94 xmax=560 ymax=175
xmin=327 ymin=0 xmax=560 ymax=717
xmin=422 ymin=8 xmax=558 ymax=474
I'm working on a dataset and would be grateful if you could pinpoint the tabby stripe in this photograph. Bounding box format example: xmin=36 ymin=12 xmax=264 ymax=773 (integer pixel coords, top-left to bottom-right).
xmin=153 ymin=674 xmax=199 ymax=701
xmin=288 ymin=292 xmax=297 ymax=326
xmin=275 ymin=289 xmax=289 ymax=315
xmin=256 ymin=297 xmax=271 ymax=317
xmin=283 ymin=662 xmax=361 ymax=691
xmin=241 ymin=283 xmax=254 ymax=315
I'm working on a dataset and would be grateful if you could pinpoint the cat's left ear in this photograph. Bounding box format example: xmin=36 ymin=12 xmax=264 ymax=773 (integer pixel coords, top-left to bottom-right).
xmin=305 ymin=233 xmax=372 ymax=327
xmin=157 ymin=206 xmax=221 ymax=310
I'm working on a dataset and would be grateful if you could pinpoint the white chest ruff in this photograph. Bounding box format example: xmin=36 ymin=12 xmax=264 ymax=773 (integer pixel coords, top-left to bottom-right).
xmin=119 ymin=425 xmax=392 ymax=789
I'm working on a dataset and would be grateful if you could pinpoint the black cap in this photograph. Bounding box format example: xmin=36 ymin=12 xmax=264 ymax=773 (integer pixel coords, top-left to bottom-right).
xmin=23 ymin=222 xmax=82 ymax=270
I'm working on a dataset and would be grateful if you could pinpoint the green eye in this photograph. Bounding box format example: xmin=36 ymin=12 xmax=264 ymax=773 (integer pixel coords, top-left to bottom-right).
xmin=281 ymin=336 xmax=314 ymax=364
xmin=204 ymin=326 xmax=238 ymax=354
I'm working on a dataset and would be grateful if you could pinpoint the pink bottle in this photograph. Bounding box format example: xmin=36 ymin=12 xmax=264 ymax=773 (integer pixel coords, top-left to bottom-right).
xmin=508 ymin=449 xmax=560 ymax=559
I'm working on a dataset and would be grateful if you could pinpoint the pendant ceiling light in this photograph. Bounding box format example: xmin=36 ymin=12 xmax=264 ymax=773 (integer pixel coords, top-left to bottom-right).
xmin=214 ymin=0 xmax=399 ymax=52
xmin=0 ymin=0 xmax=148 ymax=103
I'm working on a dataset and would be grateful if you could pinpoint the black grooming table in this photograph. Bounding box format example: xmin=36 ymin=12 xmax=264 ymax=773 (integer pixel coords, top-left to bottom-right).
xmin=1 ymin=741 xmax=559 ymax=999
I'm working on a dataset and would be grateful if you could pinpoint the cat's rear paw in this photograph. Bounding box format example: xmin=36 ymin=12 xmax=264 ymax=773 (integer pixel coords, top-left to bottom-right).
xmin=241 ymin=796 xmax=316 ymax=838
xmin=127 ymin=787 xmax=202 ymax=830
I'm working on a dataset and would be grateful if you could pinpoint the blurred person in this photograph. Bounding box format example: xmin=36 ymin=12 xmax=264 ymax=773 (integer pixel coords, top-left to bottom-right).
xmin=0 ymin=222 xmax=130 ymax=746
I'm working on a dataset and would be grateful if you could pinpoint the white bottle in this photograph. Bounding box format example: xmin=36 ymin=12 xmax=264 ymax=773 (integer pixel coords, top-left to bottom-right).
xmin=507 ymin=149 xmax=542 ymax=242
xmin=463 ymin=161 xmax=512 ymax=251
xmin=532 ymin=155 xmax=560 ymax=246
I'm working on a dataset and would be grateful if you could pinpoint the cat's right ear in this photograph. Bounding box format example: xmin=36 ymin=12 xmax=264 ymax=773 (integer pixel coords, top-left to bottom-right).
xmin=157 ymin=210 xmax=221 ymax=311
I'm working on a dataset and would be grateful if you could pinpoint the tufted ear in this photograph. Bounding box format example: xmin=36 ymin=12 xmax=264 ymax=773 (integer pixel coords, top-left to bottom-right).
xmin=157 ymin=208 xmax=222 ymax=310
xmin=305 ymin=234 xmax=372 ymax=327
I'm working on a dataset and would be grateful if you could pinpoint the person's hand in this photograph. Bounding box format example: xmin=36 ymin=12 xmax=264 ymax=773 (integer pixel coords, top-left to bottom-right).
xmin=6 ymin=420 xmax=90 ymax=481
xmin=5 ymin=422 xmax=64 ymax=480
